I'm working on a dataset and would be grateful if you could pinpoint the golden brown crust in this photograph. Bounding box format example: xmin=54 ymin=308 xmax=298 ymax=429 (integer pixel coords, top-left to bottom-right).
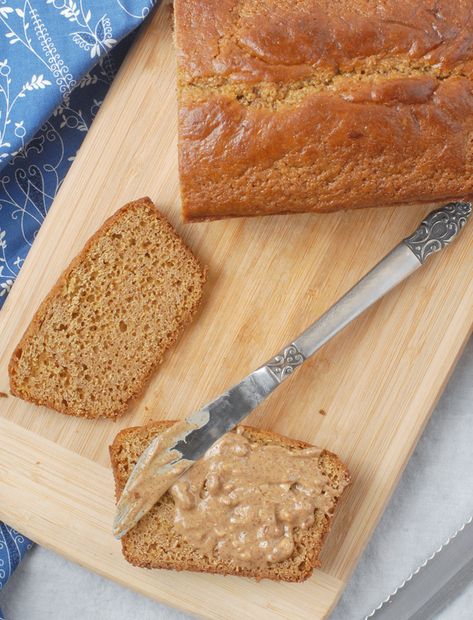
xmin=110 ymin=421 xmax=350 ymax=582
xmin=9 ymin=199 xmax=206 ymax=419
xmin=175 ymin=1 xmax=472 ymax=83
xmin=175 ymin=0 xmax=473 ymax=220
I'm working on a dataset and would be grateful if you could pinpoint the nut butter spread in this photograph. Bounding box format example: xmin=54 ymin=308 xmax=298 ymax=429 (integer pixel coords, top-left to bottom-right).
xmin=170 ymin=428 xmax=339 ymax=568
xmin=114 ymin=416 xmax=207 ymax=538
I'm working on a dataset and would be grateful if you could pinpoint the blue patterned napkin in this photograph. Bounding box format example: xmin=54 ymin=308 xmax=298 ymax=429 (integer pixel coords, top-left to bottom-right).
xmin=0 ymin=1 xmax=156 ymax=614
xmin=0 ymin=525 xmax=32 ymax=620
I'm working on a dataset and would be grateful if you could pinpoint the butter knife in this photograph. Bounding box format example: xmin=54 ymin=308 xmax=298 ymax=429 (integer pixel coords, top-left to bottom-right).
xmin=114 ymin=202 xmax=472 ymax=539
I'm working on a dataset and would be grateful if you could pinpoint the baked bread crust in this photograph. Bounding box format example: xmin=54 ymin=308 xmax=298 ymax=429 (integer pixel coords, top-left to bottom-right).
xmin=175 ymin=0 xmax=473 ymax=220
xmin=110 ymin=421 xmax=350 ymax=582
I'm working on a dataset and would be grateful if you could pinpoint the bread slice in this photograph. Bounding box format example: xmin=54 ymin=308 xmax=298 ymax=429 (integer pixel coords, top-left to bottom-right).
xmin=110 ymin=421 xmax=350 ymax=582
xmin=9 ymin=198 xmax=206 ymax=419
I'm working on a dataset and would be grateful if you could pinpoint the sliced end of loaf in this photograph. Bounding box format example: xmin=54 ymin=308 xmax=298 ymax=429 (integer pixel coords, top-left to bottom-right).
xmin=110 ymin=421 xmax=350 ymax=582
xmin=9 ymin=198 xmax=206 ymax=419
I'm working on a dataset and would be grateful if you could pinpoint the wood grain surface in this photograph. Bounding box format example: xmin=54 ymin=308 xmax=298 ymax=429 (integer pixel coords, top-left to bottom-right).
xmin=0 ymin=3 xmax=472 ymax=618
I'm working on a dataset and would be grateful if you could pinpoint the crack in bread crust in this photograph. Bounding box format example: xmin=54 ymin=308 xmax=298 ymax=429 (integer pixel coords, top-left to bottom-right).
xmin=179 ymin=62 xmax=471 ymax=109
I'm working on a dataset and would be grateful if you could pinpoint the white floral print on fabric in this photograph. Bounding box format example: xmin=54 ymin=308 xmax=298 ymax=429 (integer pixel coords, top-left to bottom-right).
xmin=0 ymin=0 xmax=156 ymax=164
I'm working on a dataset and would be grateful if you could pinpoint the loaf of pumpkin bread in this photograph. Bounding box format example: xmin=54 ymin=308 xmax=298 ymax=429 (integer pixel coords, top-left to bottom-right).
xmin=175 ymin=0 xmax=473 ymax=220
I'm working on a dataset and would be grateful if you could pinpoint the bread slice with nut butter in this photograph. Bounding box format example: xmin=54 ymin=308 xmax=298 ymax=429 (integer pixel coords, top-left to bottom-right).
xmin=110 ymin=421 xmax=350 ymax=582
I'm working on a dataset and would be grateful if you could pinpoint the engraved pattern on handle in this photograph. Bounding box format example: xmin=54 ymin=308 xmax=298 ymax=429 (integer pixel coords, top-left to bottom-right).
xmin=265 ymin=344 xmax=305 ymax=383
xmin=403 ymin=201 xmax=472 ymax=263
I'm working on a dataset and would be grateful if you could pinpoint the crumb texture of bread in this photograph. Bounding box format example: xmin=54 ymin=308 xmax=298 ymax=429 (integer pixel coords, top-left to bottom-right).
xmin=110 ymin=421 xmax=350 ymax=582
xmin=8 ymin=199 xmax=206 ymax=419
xmin=175 ymin=0 xmax=473 ymax=220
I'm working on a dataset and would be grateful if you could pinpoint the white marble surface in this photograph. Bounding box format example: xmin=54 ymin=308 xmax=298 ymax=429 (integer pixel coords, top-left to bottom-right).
xmin=1 ymin=338 xmax=472 ymax=620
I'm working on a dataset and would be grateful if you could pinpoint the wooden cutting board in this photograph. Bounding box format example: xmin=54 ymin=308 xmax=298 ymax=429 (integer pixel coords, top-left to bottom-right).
xmin=0 ymin=3 xmax=472 ymax=618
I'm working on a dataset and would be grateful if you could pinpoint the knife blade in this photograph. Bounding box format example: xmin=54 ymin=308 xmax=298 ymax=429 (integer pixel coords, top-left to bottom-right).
xmin=366 ymin=517 xmax=473 ymax=620
xmin=114 ymin=201 xmax=472 ymax=539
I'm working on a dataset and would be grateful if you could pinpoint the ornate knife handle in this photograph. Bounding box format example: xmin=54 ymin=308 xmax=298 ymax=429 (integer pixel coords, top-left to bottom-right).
xmin=264 ymin=201 xmax=472 ymax=379
xmin=266 ymin=345 xmax=305 ymax=382
xmin=403 ymin=201 xmax=472 ymax=264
